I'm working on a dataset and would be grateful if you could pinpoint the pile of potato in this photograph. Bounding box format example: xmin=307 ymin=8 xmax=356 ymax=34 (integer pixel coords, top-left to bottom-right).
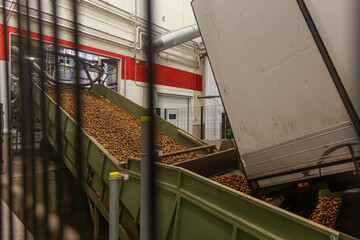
xmin=210 ymin=174 xmax=273 ymax=202
xmin=309 ymin=197 xmax=341 ymax=229
xmin=211 ymin=174 xmax=251 ymax=195
xmin=211 ymin=174 xmax=341 ymax=228
xmin=46 ymin=87 xmax=201 ymax=164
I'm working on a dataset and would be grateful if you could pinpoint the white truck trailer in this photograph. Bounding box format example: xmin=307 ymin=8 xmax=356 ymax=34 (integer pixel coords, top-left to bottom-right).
xmin=192 ymin=0 xmax=360 ymax=217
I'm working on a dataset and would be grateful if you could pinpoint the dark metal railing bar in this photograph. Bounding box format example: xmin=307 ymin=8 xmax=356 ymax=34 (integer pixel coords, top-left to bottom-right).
xmin=0 ymin=101 xmax=2 ymax=240
xmin=24 ymin=0 xmax=37 ymax=237
xmin=36 ymin=0 xmax=50 ymax=238
xmin=71 ymin=1 xmax=85 ymax=239
xmin=16 ymin=0 xmax=29 ymax=239
xmin=0 ymin=103 xmax=2 ymax=240
xmin=0 ymin=3 xmax=7 ymax=239
xmin=145 ymin=0 xmax=155 ymax=239
xmin=51 ymin=0 xmax=65 ymax=238
xmin=1 ymin=0 xmax=14 ymax=238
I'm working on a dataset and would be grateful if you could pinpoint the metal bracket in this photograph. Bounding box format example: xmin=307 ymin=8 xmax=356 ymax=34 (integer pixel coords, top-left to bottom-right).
xmin=119 ymin=172 xmax=129 ymax=181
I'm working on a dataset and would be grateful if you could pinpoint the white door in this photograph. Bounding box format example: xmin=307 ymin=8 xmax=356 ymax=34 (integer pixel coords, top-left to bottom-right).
xmin=157 ymin=94 xmax=190 ymax=132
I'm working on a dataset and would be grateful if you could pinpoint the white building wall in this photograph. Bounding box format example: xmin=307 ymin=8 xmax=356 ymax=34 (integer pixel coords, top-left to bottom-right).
xmin=2 ymin=0 xmax=201 ymax=71
xmin=0 ymin=0 xmax=205 ymax=134
xmin=104 ymin=0 xmax=198 ymax=30
xmin=204 ymin=57 xmax=221 ymax=106
xmin=202 ymin=57 xmax=224 ymax=140
xmin=0 ymin=61 xmax=8 ymax=132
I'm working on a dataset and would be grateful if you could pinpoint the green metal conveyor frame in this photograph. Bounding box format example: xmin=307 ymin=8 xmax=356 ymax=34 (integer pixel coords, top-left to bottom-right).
xmin=33 ymin=83 xmax=341 ymax=240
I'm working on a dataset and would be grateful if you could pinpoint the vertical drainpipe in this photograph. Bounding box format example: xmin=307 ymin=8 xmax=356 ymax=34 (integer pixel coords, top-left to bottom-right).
xmin=0 ymin=42 xmax=9 ymax=167
xmin=124 ymin=56 xmax=127 ymax=97
xmin=109 ymin=171 xmax=129 ymax=240
xmin=200 ymin=106 xmax=204 ymax=139
xmin=0 ymin=62 xmax=6 ymax=133
xmin=1 ymin=103 xmax=3 ymax=171
xmin=133 ymin=0 xmax=146 ymax=107
xmin=133 ymin=0 xmax=141 ymax=105
xmin=109 ymin=172 xmax=120 ymax=240
xmin=116 ymin=58 xmax=120 ymax=94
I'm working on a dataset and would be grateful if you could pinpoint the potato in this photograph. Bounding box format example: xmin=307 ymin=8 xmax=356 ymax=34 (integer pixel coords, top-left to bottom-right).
xmin=46 ymin=87 xmax=201 ymax=164
xmin=309 ymin=197 xmax=341 ymax=229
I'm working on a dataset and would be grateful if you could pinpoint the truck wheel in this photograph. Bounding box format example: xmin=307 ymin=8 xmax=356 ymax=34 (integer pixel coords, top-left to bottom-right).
xmin=280 ymin=190 xmax=319 ymax=218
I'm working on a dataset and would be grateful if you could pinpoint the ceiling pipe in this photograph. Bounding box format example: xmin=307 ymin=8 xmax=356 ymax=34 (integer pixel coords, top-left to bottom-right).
xmin=197 ymin=95 xmax=220 ymax=99
xmin=152 ymin=24 xmax=200 ymax=52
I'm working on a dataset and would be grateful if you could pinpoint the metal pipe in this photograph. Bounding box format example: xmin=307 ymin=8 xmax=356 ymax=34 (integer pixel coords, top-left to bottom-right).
xmin=136 ymin=28 xmax=195 ymax=55
xmin=140 ymin=116 xmax=152 ymax=240
xmin=158 ymin=51 xmax=198 ymax=65
xmin=136 ymin=31 xmax=147 ymax=50
xmin=200 ymin=106 xmax=204 ymax=139
xmin=197 ymin=95 xmax=221 ymax=99
xmin=109 ymin=172 xmax=120 ymax=240
xmin=135 ymin=25 xmax=200 ymax=55
xmin=157 ymin=52 xmax=199 ymax=68
xmin=153 ymin=24 xmax=200 ymax=52
xmin=134 ymin=55 xmax=147 ymax=106
xmin=1 ymin=103 xmax=3 ymax=138
xmin=124 ymin=57 xmax=127 ymax=97
xmin=133 ymin=0 xmax=147 ymax=105
xmin=80 ymin=0 xmax=200 ymax=50
xmin=0 ymin=103 xmax=3 ymax=172
xmin=187 ymin=98 xmax=190 ymax=131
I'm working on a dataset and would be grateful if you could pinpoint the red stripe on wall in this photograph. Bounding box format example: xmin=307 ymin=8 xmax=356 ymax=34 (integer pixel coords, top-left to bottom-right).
xmin=155 ymin=63 xmax=202 ymax=91
xmin=125 ymin=57 xmax=202 ymax=91
xmin=0 ymin=25 xmax=203 ymax=91
xmin=0 ymin=28 xmax=5 ymax=61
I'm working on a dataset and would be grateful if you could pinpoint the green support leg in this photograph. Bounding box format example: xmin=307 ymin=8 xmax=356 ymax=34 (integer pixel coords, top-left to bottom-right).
xmin=94 ymin=206 xmax=100 ymax=240
xmin=88 ymin=197 xmax=100 ymax=240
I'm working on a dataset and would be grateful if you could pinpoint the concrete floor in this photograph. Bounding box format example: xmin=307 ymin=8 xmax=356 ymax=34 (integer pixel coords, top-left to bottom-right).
xmin=1 ymin=153 xmax=57 ymax=239
xmin=0 ymin=150 xmax=94 ymax=239
xmin=1 ymin=200 xmax=34 ymax=240
xmin=1 ymin=133 xmax=34 ymax=239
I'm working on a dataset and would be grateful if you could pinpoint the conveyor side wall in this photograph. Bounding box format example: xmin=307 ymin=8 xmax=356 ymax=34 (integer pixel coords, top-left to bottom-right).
xmin=124 ymin=158 xmax=340 ymax=240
